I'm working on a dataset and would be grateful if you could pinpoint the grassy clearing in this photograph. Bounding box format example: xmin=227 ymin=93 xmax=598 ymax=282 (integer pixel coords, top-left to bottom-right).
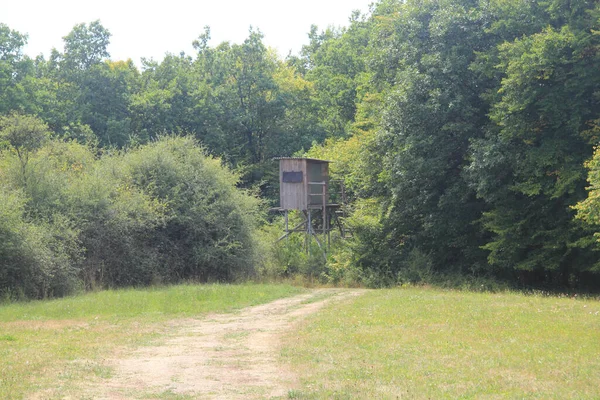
xmin=0 ymin=283 xmax=304 ymax=399
xmin=282 ymin=287 xmax=600 ymax=399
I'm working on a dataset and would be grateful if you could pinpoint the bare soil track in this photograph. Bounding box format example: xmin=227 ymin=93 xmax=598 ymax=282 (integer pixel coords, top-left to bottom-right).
xmin=76 ymin=288 xmax=364 ymax=399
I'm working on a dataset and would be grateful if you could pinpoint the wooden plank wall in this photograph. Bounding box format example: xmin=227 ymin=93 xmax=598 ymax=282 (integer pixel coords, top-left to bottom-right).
xmin=280 ymin=159 xmax=307 ymax=210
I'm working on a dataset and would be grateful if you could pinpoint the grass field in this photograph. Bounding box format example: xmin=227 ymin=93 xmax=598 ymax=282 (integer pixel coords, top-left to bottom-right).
xmin=282 ymin=287 xmax=600 ymax=399
xmin=4 ymin=284 xmax=600 ymax=399
xmin=0 ymin=283 xmax=304 ymax=399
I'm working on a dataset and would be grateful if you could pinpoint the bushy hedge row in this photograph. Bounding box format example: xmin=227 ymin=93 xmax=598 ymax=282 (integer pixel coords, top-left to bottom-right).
xmin=0 ymin=129 xmax=261 ymax=299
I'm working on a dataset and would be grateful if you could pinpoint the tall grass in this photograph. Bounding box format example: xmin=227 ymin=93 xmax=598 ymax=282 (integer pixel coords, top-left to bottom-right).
xmin=282 ymin=287 xmax=600 ymax=399
xmin=0 ymin=283 xmax=303 ymax=399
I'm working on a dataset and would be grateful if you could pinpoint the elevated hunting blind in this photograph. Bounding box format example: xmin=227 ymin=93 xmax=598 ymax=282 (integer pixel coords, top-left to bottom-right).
xmin=273 ymin=157 xmax=350 ymax=255
xmin=278 ymin=157 xmax=330 ymax=211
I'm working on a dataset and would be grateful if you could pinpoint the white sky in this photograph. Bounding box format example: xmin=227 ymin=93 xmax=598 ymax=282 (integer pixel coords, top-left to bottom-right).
xmin=1 ymin=0 xmax=373 ymax=65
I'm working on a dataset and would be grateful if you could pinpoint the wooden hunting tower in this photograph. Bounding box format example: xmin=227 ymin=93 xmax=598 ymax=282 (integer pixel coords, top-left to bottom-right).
xmin=277 ymin=157 xmax=330 ymax=211
xmin=273 ymin=157 xmax=350 ymax=254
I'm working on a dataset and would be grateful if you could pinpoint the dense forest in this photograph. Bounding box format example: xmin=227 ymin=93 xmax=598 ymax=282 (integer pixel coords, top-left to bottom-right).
xmin=3 ymin=0 xmax=600 ymax=298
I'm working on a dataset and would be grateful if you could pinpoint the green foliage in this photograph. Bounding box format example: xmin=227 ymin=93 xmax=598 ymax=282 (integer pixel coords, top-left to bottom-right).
xmin=122 ymin=136 xmax=261 ymax=281
xmin=61 ymin=20 xmax=111 ymax=71
xmin=4 ymin=1 xmax=600 ymax=290
xmin=0 ymin=112 xmax=50 ymax=171
xmin=468 ymin=6 xmax=600 ymax=283
xmin=302 ymin=0 xmax=600 ymax=288
xmin=77 ymin=60 xmax=138 ymax=147
xmin=362 ymin=0 xmax=493 ymax=278
xmin=332 ymin=199 xmax=396 ymax=288
xmin=295 ymin=16 xmax=372 ymax=138
xmin=575 ymin=147 xmax=600 ymax=228
xmin=257 ymin=214 xmax=329 ymax=283
xmin=0 ymin=24 xmax=34 ymax=115
xmin=0 ymin=188 xmax=80 ymax=299
xmin=129 ymin=28 xmax=325 ymax=198
xmin=0 ymin=131 xmax=262 ymax=298
xmin=289 ymin=0 xmax=600 ymax=289
xmin=574 ymin=146 xmax=600 ymax=275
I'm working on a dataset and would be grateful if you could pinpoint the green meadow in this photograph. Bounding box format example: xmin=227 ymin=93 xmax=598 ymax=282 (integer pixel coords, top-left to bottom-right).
xmin=282 ymin=287 xmax=600 ymax=399
xmin=2 ymin=284 xmax=600 ymax=399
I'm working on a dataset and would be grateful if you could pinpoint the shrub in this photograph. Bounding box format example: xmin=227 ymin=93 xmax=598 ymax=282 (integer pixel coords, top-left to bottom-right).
xmin=0 ymin=189 xmax=80 ymax=299
xmin=120 ymin=136 xmax=261 ymax=282
xmin=0 ymin=132 xmax=262 ymax=298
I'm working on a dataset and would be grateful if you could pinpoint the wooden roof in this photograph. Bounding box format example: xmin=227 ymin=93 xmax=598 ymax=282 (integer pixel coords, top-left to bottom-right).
xmin=273 ymin=157 xmax=332 ymax=163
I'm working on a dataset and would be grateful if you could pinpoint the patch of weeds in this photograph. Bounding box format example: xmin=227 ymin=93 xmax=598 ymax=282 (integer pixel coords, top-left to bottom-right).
xmin=0 ymin=335 xmax=16 ymax=341
xmin=142 ymin=389 xmax=195 ymax=399
xmin=91 ymin=364 xmax=112 ymax=379
xmin=288 ymin=389 xmax=308 ymax=399
xmin=223 ymin=330 xmax=250 ymax=340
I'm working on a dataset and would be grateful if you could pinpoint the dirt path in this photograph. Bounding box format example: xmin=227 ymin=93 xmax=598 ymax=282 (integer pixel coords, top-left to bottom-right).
xmin=84 ymin=288 xmax=364 ymax=399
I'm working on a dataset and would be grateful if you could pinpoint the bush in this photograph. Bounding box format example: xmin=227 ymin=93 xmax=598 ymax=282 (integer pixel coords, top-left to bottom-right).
xmin=121 ymin=136 xmax=261 ymax=282
xmin=260 ymin=212 xmax=349 ymax=285
xmin=0 ymin=189 xmax=80 ymax=299
xmin=0 ymin=131 xmax=262 ymax=298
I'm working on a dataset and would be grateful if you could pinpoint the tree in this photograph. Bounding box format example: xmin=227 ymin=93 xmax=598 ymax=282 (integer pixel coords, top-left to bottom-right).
xmin=0 ymin=23 xmax=34 ymax=114
xmin=79 ymin=60 xmax=139 ymax=146
xmin=0 ymin=113 xmax=50 ymax=186
xmin=297 ymin=13 xmax=371 ymax=138
xmin=131 ymin=53 xmax=198 ymax=142
xmin=131 ymin=27 xmax=325 ymax=199
xmin=61 ymin=20 xmax=111 ymax=72
xmin=42 ymin=20 xmax=136 ymax=146
xmin=575 ymin=145 xmax=600 ymax=245
xmin=469 ymin=17 xmax=600 ymax=284
xmin=355 ymin=0 xmax=495 ymax=277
